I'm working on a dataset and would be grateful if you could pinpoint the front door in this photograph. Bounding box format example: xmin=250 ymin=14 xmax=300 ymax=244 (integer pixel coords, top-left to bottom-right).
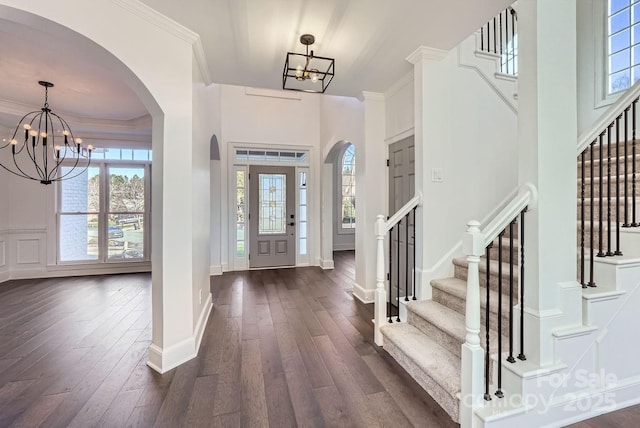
xmin=249 ymin=165 xmax=296 ymax=268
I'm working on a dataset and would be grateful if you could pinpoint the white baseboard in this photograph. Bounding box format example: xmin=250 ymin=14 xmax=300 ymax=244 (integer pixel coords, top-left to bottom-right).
xmin=353 ymin=282 xmax=374 ymax=304
xmin=320 ymin=259 xmax=334 ymax=270
xmin=417 ymin=242 xmax=462 ymax=299
xmin=0 ymin=269 xmax=9 ymax=284
xmin=209 ymin=265 xmax=223 ymax=276
xmin=147 ymin=335 xmax=196 ymax=374
xmin=194 ymin=293 xmax=213 ymax=351
xmin=333 ymin=243 xmax=355 ymax=251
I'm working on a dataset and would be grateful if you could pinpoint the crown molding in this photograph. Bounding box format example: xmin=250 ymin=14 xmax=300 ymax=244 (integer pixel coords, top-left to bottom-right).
xmin=192 ymin=36 xmax=212 ymax=86
xmin=360 ymin=91 xmax=385 ymax=102
xmin=110 ymin=0 xmax=212 ymax=85
xmin=0 ymin=98 xmax=151 ymax=138
xmin=406 ymin=46 xmax=449 ymax=65
xmin=385 ymin=70 xmax=414 ymax=99
xmin=110 ymin=0 xmax=199 ymax=44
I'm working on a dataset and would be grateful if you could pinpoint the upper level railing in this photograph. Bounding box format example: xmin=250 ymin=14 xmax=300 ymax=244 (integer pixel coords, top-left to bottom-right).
xmin=373 ymin=192 xmax=421 ymax=346
xmin=478 ymin=6 xmax=518 ymax=75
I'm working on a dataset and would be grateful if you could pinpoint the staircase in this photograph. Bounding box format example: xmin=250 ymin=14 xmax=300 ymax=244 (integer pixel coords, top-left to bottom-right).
xmin=380 ymin=233 xmax=517 ymax=423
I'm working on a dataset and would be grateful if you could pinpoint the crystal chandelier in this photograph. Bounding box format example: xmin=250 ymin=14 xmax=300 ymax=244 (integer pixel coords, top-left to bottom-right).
xmin=1 ymin=81 xmax=93 ymax=185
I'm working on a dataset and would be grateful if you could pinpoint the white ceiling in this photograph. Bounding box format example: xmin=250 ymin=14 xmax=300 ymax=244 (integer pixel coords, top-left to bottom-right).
xmin=0 ymin=19 xmax=148 ymax=128
xmin=0 ymin=0 xmax=513 ymax=135
xmin=140 ymin=0 xmax=514 ymax=96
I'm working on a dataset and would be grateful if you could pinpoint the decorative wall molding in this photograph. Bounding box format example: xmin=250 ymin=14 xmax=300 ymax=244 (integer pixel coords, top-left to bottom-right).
xmin=245 ymin=87 xmax=302 ymax=100
xmin=9 ymin=229 xmax=46 ymax=273
xmin=110 ymin=0 xmax=199 ymax=44
xmin=353 ymin=282 xmax=375 ymax=304
xmin=406 ymin=45 xmax=449 ymax=65
xmin=0 ymin=98 xmax=152 ymax=137
xmin=194 ymin=293 xmax=213 ymax=352
xmin=385 ymin=128 xmax=415 ymax=145
xmin=319 ymin=258 xmax=335 ymax=270
xmin=0 ymin=238 xmax=5 ymax=267
xmin=361 ymin=91 xmax=385 ymax=102
xmin=109 ymin=0 xmax=212 ymax=85
xmin=147 ymin=337 xmax=196 ymax=374
xmin=457 ymin=32 xmax=518 ymax=115
xmin=147 ymin=290 xmax=212 ymax=374
xmin=209 ymin=265 xmax=223 ymax=276
xmin=384 ymin=70 xmax=414 ymax=99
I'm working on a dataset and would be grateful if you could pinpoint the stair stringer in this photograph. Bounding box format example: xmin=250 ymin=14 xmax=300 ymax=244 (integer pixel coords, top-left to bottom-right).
xmin=457 ymin=31 xmax=518 ymax=115
xmin=475 ymin=259 xmax=640 ymax=428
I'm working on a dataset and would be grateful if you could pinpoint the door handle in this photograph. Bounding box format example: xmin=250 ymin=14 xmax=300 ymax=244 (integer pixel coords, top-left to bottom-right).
xmin=289 ymin=222 xmax=295 ymax=226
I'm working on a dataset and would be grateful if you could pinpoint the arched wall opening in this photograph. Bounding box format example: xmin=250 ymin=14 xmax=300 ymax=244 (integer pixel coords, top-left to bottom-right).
xmin=0 ymin=0 xmax=211 ymax=374
xmin=322 ymin=139 xmax=356 ymax=268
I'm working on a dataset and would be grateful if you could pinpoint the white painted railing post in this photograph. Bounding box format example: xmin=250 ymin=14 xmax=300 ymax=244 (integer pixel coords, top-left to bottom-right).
xmin=460 ymin=220 xmax=485 ymax=427
xmin=374 ymin=214 xmax=387 ymax=346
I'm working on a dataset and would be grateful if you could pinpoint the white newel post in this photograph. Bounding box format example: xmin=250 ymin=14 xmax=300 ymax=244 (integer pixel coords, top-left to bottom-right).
xmin=460 ymin=220 xmax=485 ymax=427
xmin=374 ymin=214 xmax=387 ymax=346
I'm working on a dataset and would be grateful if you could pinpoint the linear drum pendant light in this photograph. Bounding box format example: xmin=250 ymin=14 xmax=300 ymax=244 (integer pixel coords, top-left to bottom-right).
xmin=283 ymin=34 xmax=335 ymax=93
xmin=0 ymin=81 xmax=93 ymax=185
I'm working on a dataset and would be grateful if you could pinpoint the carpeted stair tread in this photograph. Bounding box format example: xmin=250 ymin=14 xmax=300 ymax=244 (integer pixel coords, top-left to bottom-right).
xmin=452 ymin=256 xmax=519 ymax=283
xmin=380 ymin=322 xmax=460 ymax=421
xmin=407 ymin=300 xmax=466 ymax=343
xmin=431 ymin=277 xmax=505 ymax=317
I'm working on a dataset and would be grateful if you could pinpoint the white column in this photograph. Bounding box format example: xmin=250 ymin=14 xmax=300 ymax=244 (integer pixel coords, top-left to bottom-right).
xmin=354 ymin=92 xmax=386 ymax=303
xmin=374 ymin=214 xmax=387 ymax=345
xmin=460 ymin=220 xmax=485 ymax=426
xmin=407 ymin=47 xmax=448 ymax=299
xmin=518 ymin=0 xmax=579 ymax=365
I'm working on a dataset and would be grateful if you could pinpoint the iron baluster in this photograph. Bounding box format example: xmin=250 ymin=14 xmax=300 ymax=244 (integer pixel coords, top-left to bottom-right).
xmin=496 ymin=231 xmax=504 ymax=398
xmin=615 ymin=115 xmax=623 ymax=256
xmin=484 ymin=244 xmax=492 ymax=401
xmin=518 ymin=208 xmax=527 ymax=361
xmin=598 ymin=132 xmax=605 ymax=257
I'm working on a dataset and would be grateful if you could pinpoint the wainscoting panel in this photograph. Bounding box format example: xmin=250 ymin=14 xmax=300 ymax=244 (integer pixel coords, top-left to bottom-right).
xmin=0 ymin=231 xmax=8 ymax=283
xmin=9 ymin=229 xmax=47 ymax=275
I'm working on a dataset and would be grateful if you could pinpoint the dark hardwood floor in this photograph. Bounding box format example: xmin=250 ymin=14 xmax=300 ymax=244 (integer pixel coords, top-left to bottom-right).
xmin=0 ymin=251 xmax=458 ymax=427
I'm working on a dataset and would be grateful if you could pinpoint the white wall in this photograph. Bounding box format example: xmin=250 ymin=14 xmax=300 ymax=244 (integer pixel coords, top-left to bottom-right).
xmin=209 ymin=85 xmax=223 ymax=275
xmin=0 ymin=130 xmax=10 ymax=281
xmin=385 ymin=71 xmax=415 ymax=143
xmin=217 ymin=85 xmax=365 ymax=271
xmin=219 ymin=86 xmax=321 ymax=269
xmin=577 ymin=0 xmax=619 ymax=135
xmin=191 ymin=56 xmax=213 ymax=334
xmin=0 ymin=0 xmax=209 ymax=375
xmin=319 ymin=95 xmax=364 ymax=253
xmin=409 ymin=46 xmax=518 ymax=292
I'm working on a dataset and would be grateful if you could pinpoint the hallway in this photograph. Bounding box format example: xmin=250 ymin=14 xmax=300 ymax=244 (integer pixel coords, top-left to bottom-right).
xmin=0 ymin=251 xmax=456 ymax=427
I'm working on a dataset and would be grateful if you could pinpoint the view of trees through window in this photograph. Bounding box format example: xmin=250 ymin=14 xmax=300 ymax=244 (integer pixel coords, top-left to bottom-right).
xmin=59 ymin=163 xmax=148 ymax=263
xmin=341 ymin=144 xmax=356 ymax=229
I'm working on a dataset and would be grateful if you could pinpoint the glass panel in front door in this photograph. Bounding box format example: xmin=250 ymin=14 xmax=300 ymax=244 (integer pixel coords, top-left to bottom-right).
xmin=258 ymin=173 xmax=286 ymax=235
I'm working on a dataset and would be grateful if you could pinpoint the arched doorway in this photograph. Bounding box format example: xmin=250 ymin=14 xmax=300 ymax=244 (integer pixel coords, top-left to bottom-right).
xmin=0 ymin=0 xmax=210 ymax=374
xmin=322 ymin=140 xmax=357 ymax=268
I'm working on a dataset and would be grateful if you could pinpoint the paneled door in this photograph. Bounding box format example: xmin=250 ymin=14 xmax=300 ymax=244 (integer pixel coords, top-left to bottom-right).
xmin=388 ymin=136 xmax=415 ymax=299
xmin=249 ymin=165 xmax=296 ymax=268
